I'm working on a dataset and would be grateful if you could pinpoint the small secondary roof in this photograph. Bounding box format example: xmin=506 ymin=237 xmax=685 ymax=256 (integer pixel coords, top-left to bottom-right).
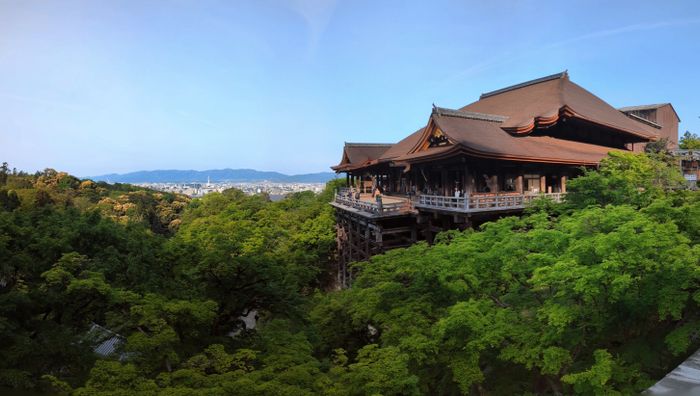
xmin=332 ymin=142 xmax=393 ymax=172
xmin=618 ymin=103 xmax=681 ymax=122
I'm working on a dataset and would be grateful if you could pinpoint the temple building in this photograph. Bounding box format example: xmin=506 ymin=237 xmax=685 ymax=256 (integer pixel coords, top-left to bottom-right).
xmin=330 ymin=71 xmax=679 ymax=286
xmin=677 ymin=149 xmax=700 ymax=189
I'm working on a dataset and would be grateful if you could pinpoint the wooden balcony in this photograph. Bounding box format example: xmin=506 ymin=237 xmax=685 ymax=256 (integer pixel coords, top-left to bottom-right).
xmin=331 ymin=188 xmax=413 ymax=218
xmin=414 ymin=192 xmax=566 ymax=213
xmin=331 ymin=188 xmax=566 ymax=217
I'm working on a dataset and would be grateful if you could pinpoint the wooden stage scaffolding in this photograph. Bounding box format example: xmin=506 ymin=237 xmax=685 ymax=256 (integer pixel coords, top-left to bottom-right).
xmin=330 ymin=188 xmax=567 ymax=287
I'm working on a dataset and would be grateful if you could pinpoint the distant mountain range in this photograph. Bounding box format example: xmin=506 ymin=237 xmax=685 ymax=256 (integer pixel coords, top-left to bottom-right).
xmin=88 ymin=169 xmax=339 ymax=184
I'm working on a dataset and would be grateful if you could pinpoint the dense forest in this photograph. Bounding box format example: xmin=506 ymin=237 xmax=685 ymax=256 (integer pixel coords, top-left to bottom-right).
xmin=0 ymin=151 xmax=699 ymax=395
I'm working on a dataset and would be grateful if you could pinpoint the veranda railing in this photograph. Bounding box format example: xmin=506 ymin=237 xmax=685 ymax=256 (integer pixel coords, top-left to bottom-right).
xmin=414 ymin=192 xmax=566 ymax=213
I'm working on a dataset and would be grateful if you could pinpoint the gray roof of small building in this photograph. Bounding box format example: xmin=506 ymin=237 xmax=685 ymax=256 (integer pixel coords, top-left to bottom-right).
xmin=618 ymin=103 xmax=671 ymax=112
xmin=618 ymin=103 xmax=681 ymax=122
xmin=88 ymin=323 xmax=125 ymax=357
xmin=644 ymin=348 xmax=700 ymax=395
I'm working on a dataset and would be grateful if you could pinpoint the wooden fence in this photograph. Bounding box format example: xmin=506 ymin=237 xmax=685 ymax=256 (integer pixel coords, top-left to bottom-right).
xmin=415 ymin=192 xmax=566 ymax=213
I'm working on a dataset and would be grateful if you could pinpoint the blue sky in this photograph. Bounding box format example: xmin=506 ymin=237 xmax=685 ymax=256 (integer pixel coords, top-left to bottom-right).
xmin=1 ymin=0 xmax=699 ymax=176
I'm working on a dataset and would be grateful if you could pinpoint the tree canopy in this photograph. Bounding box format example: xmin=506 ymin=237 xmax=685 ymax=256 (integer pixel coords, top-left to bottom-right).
xmin=680 ymin=131 xmax=700 ymax=149
xmin=0 ymin=154 xmax=698 ymax=395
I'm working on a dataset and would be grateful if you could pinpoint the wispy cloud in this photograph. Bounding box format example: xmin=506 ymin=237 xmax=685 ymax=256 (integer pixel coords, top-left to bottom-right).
xmin=281 ymin=0 xmax=338 ymax=57
xmin=543 ymin=18 xmax=700 ymax=49
xmin=443 ymin=17 xmax=700 ymax=85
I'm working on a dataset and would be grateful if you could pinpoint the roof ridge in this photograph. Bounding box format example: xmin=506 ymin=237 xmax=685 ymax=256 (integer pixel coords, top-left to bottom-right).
xmin=617 ymin=103 xmax=670 ymax=112
xmin=480 ymin=71 xmax=568 ymax=99
xmin=432 ymin=106 xmax=507 ymax=122
xmin=344 ymin=142 xmax=394 ymax=147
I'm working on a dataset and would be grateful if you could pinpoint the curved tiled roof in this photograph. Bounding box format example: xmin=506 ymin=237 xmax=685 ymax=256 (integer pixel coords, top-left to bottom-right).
xmin=332 ymin=142 xmax=393 ymax=172
xmin=332 ymin=72 xmax=669 ymax=172
xmin=378 ymin=128 xmax=425 ymax=161
xmin=461 ymin=72 xmax=659 ymax=140
xmin=394 ymin=111 xmax=615 ymax=166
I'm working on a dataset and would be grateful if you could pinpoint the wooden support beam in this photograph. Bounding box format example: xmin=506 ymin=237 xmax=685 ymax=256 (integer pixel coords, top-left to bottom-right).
xmin=560 ymin=175 xmax=567 ymax=193
xmin=515 ymin=175 xmax=524 ymax=193
xmin=380 ymin=226 xmax=414 ymax=235
xmin=540 ymin=175 xmax=546 ymax=193
xmin=364 ymin=227 xmax=370 ymax=260
xmin=488 ymin=175 xmax=499 ymax=193
xmin=441 ymin=168 xmax=448 ymax=196
xmin=465 ymin=167 xmax=474 ymax=194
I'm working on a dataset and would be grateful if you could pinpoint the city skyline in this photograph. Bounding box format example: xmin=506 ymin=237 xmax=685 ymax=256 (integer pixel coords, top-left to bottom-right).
xmin=2 ymin=0 xmax=700 ymax=176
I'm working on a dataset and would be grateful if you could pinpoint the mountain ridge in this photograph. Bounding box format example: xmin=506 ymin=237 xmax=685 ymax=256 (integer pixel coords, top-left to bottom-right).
xmin=88 ymin=168 xmax=338 ymax=183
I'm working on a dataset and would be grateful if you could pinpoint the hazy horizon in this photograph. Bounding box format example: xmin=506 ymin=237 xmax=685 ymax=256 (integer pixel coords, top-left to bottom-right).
xmin=2 ymin=0 xmax=700 ymax=176
xmin=83 ymin=167 xmax=338 ymax=180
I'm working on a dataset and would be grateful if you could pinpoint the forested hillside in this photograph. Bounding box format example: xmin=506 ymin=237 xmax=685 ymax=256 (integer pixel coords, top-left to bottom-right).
xmin=1 ymin=152 xmax=699 ymax=395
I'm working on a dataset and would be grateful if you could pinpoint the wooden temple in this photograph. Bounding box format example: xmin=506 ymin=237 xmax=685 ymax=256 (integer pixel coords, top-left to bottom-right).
xmin=330 ymin=72 xmax=679 ymax=286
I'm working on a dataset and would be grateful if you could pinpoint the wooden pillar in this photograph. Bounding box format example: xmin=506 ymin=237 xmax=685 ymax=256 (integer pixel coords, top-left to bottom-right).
xmin=463 ymin=165 xmax=470 ymax=194
xmin=467 ymin=169 xmax=474 ymax=194
xmin=364 ymin=226 xmax=370 ymax=259
xmin=515 ymin=175 xmax=523 ymax=193
xmin=560 ymin=175 xmax=567 ymax=193
xmin=539 ymin=175 xmax=546 ymax=194
xmin=397 ymin=170 xmax=402 ymax=193
xmin=348 ymin=218 xmax=354 ymax=261
xmin=346 ymin=173 xmax=350 ymax=187
xmin=441 ymin=168 xmax=448 ymax=196
xmin=489 ymin=175 xmax=499 ymax=193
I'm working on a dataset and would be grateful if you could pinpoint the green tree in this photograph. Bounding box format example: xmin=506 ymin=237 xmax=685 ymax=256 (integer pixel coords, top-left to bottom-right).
xmin=342 ymin=344 xmax=420 ymax=395
xmin=679 ymin=131 xmax=700 ymax=149
xmin=0 ymin=189 xmax=20 ymax=211
xmin=121 ymin=293 xmax=218 ymax=373
xmin=0 ymin=162 xmax=8 ymax=186
xmin=566 ymin=151 xmax=684 ymax=208
xmin=645 ymin=137 xmax=669 ymax=154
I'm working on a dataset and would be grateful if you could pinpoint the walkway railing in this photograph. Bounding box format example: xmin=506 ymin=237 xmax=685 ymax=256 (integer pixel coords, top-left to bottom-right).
xmin=333 ymin=190 xmax=566 ymax=216
xmin=333 ymin=191 xmax=412 ymax=216
xmin=415 ymin=192 xmax=566 ymax=213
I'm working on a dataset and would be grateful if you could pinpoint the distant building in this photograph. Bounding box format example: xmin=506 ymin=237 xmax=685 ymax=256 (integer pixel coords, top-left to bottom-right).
xmin=87 ymin=323 xmax=125 ymax=359
xmin=330 ymin=71 xmax=679 ymax=286
xmin=618 ymin=103 xmax=681 ymax=150
xmin=644 ymin=347 xmax=700 ymax=395
xmin=676 ymin=149 xmax=700 ymax=189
